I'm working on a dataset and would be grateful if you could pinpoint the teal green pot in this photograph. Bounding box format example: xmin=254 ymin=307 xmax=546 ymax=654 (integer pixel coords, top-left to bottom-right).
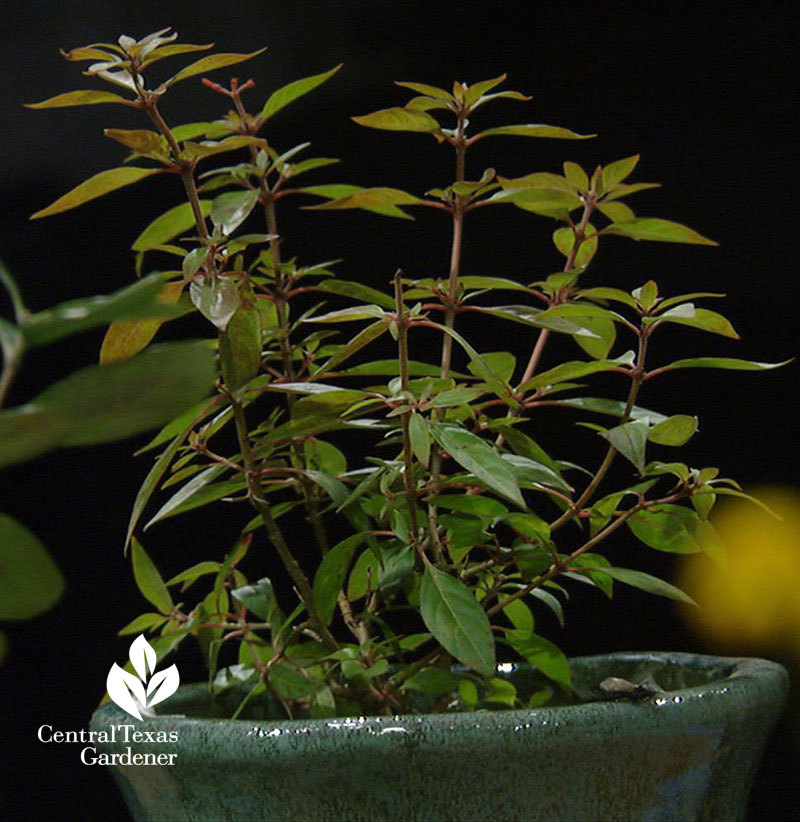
xmin=89 ymin=651 xmax=786 ymax=821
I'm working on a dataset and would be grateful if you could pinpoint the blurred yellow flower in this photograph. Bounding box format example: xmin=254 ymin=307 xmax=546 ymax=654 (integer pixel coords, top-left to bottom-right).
xmin=678 ymin=487 xmax=800 ymax=651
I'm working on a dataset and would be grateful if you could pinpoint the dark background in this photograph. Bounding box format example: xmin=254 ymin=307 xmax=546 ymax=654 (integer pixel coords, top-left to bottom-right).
xmin=2 ymin=1 xmax=798 ymax=819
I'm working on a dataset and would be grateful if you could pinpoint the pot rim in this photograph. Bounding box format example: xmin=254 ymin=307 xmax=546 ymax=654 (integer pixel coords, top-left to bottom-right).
xmin=90 ymin=650 xmax=788 ymax=738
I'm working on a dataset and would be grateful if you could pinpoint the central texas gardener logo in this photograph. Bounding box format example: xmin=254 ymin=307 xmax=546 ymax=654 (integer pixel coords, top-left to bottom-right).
xmin=107 ymin=635 xmax=180 ymax=720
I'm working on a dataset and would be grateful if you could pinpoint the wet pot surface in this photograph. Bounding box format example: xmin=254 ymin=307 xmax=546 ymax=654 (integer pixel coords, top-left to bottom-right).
xmin=90 ymin=651 xmax=787 ymax=822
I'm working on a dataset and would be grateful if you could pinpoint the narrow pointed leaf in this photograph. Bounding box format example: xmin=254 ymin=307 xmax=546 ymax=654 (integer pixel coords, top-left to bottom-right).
xmin=599 ymin=155 xmax=640 ymax=190
xmin=352 ymin=107 xmax=441 ymax=132
xmin=473 ymin=124 xmax=594 ymax=141
xmin=31 ymin=167 xmax=163 ymax=219
xmin=261 ymin=64 xmax=342 ymax=121
xmin=594 ymin=567 xmax=696 ymax=606
xmin=314 ymin=279 xmax=397 ymax=310
xmin=25 ymin=90 xmax=131 ymax=108
xmin=654 ymin=307 xmax=739 ymax=339
xmin=421 ymin=564 xmax=495 ymax=677
xmin=305 ymin=187 xmax=426 ymax=211
xmin=604 ymin=218 xmax=717 ymax=245
xmin=131 ymin=538 xmax=173 ymax=614
xmin=394 ymin=81 xmax=454 ymax=100
xmin=300 ymin=184 xmax=413 ymax=219
xmin=659 ymin=357 xmax=791 ymax=373
xmin=166 ymin=48 xmax=267 ymax=86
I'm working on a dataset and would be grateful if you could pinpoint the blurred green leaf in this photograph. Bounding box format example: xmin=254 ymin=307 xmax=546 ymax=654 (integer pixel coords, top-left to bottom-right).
xmin=0 ymin=514 xmax=64 ymax=620
xmin=659 ymin=357 xmax=791 ymax=372
xmin=32 ymin=341 xmax=216 ymax=446
xmin=599 ymin=420 xmax=649 ymax=471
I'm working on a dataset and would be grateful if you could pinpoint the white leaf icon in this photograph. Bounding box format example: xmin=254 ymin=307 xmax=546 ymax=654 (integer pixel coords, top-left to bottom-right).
xmin=129 ymin=634 xmax=156 ymax=681
xmin=107 ymin=663 xmax=148 ymax=721
xmin=146 ymin=664 xmax=180 ymax=707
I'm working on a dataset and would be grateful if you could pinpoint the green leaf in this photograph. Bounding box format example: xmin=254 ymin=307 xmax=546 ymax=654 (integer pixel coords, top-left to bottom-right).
xmin=520 ymin=358 xmax=629 ymax=392
xmin=314 ymin=279 xmax=397 ymax=310
xmin=21 ymin=272 xmax=179 ymax=347
xmin=180 ymin=135 xmax=267 ymax=161
xmin=484 ymin=677 xmax=518 ymax=707
xmin=131 ymin=537 xmax=173 ymax=614
xmin=401 ymin=668 xmax=459 ymax=696
xmin=498 ymin=427 xmax=561 ymax=474
xmin=395 ymin=81 xmax=454 ymax=101
xmin=659 ymin=357 xmax=791 ymax=373
xmin=300 ymin=184 xmax=414 ymax=219
xmin=420 ymin=563 xmax=495 ymax=677
xmin=599 ymin=154 xmax=640 ymax=190
xmin=166 ymin=48 xmax=268 ymax=86
xmin=408 ymin=413 xmax=431 ymax=467
xmin=312 ymin=533 xmax=369 ymax=625
xmin=189 ymin=277 xmax=240 ymax=330
xmin=145 ymin=466 xmax=246 ymax=528
xmin=563 ymin=161 xmax=589 ymax=190
xmin=473 ymin=124 xmax=595 ymax=141
xmin=506 ymin=630 xmax=571 ymax=690
xmin=30 ymin=167 xmax=163 ymax=219
xmin=25 ymin=90 xmax=131 ymax=109
xmin=627 ymin=505 xmax=702 ymax=553
xmin=117 ymin=613 xmax=168 ymax=635
xmin=0 ymin=515 xmax=64 ymax=620
xmin=165 ymin=561 xmax=221 ymax=587
xmin=307 ymin=305 xmax=386 ymax=324
xmin=577 ymin=287 xmax=639 ymax=309
xmin=104 ymin=128 xmax=170 ymax=161
xmin=593 ymin=566 xmax=696 ymax=606
xmin=260 ymin=64 xmax=342 ymax=121
xmin=32 ymin=341 xmax=215 ymax=447
xmin=502 ymin=512 xmax=550 ymax=543
xmin=220 ymin=303 xmax=262 ymax=391
xmin=430 ymin=424 xmax=525 ymax=507
xmin=648 ymin=415 xmax=698 ymax=446
xmin=132 ymin=201 xmax=212 ymax=251
xmin=210 ymin=190 xmax=259 ymax=235
xmin=430 ymin=494 xmax=508 ymax=523
xmin=231 ymin=578 xmax=280 ymax=622
xmin=548 ymin=397 xmax=666 ymax=423
xmin=599 ymin=420 xmax=650 ymax=471
xmin=317 ymin=320 xmax=390 ymax=373
xmin=352 ymin=107 xmax=441 ymax=133
xmin=654 ymin=307 xmax=739 ymax=339
xmin=604 ymin=217 xmax=717 ymax=245
xmin=492 ymin=187 xmax=582 ymax=216
xmin=597 ymin=201 xmax=635 ymax=223
xmin=99 ymin=281 xmax=186 ymax=364
xmin=304 ymin=187 xmax=426 ymax=211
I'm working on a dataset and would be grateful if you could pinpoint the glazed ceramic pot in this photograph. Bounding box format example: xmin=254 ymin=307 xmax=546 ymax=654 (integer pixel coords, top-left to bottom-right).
xmin=89 ymin=651 xmax=787 ymax=821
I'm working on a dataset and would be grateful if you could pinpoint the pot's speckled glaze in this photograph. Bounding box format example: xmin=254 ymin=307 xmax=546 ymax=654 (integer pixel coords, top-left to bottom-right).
xmin=89 ymin=652 xmax=787 ymax=821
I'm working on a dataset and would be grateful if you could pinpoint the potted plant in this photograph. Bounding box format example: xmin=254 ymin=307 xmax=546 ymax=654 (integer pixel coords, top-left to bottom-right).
xmin=21 ymin=28 xmax=787 ymax=821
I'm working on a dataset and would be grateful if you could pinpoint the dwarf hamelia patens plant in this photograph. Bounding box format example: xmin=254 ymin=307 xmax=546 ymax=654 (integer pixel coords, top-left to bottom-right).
xmin=27 ymin=28 xmax=786 ymax=717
